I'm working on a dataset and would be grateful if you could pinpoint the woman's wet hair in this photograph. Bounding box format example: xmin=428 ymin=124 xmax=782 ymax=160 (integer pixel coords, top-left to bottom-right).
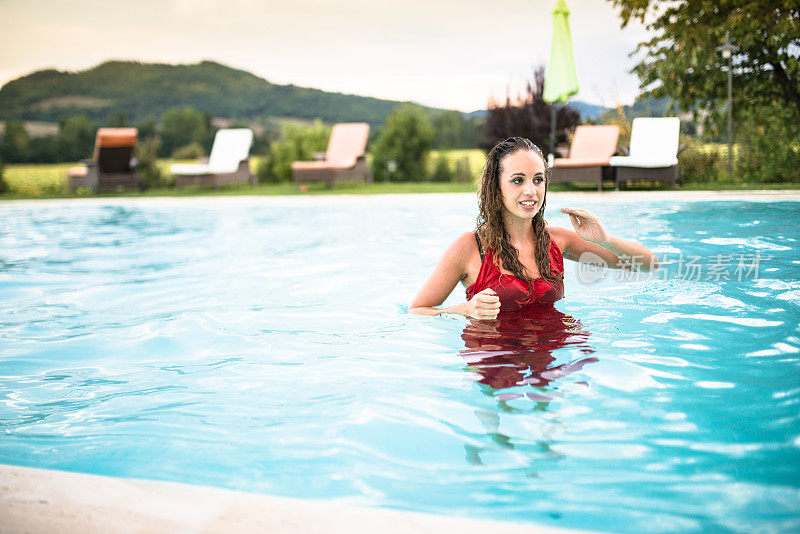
xmin=476 ymin=137 xmax=561 ymax=287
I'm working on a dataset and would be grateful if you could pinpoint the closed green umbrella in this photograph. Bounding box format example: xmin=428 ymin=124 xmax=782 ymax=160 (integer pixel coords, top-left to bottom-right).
xmin=543 ymin=0 xmax=579 ymax=161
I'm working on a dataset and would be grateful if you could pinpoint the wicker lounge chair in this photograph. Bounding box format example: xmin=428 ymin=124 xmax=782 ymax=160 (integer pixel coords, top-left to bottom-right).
xmin=610 ymin=117 xmax=682 ymax=190
xmin=550 ymin=125 xmax=620 ymax=191
xmin=292 ymin=123 xmax=371 ymax=187
xmin=171 ymin=128 xmax=254 ymax=188
xmin=68 ymin=128 xmax=143 ymax=194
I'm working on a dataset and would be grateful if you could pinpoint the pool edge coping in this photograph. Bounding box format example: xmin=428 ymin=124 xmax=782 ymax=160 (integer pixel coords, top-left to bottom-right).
xmin=1 ymin=189 xmax=800 ymax=208
xmin=0 ymin=463 xmax=595 ymax=534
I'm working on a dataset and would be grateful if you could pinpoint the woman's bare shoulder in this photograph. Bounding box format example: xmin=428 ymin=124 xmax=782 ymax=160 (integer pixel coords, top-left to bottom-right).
xmin=447 ymin=231 xmax=480 ymax=261
xmin=546 ymin=225 xmax=573 ymax=252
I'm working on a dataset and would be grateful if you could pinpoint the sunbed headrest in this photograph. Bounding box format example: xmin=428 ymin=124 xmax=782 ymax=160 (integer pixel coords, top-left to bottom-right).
xmin=629 ymin=117 xmax=680 ymax=160
xmin=208 ymin=128 xmax=254 ymax=172
xmin=326 ymin=123 xmax=369 ymax=166
xmin=569 ymin=125 xmax=620 ymax=160
xmin=95 ymin=128 xmax=138 ymax=148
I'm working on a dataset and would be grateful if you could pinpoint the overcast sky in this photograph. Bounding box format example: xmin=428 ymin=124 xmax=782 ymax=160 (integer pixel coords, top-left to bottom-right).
xmin=0 ymin=0 xmax=652 ymax=112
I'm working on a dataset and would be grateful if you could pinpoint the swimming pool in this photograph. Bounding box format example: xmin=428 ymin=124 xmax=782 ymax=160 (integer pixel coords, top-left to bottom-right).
xmin=1 ymin=194 xmax=799 ymax=533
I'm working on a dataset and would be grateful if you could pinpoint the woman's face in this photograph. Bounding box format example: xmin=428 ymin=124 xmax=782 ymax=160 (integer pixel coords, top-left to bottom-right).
xmin=498 ymin=149 xmax=547 ymax=221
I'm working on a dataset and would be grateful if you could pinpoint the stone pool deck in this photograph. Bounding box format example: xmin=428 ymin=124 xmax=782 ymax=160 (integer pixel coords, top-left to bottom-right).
xmin=0 ymin=464 xmax=590 ymax=534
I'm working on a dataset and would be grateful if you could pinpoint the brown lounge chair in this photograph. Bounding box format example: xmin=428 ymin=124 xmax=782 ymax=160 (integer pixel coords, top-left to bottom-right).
xmin=292 ymin=123 xmax=372 ymax=187
xmin=550 ymin=125 xmax=620 ymax=191
xmin=68 ymin=128 xmax=143 ymax=194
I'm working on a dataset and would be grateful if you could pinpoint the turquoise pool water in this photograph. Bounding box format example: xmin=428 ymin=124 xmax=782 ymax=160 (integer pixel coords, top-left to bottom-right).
xmin=1 ymin=195 xmax=799 ymax=532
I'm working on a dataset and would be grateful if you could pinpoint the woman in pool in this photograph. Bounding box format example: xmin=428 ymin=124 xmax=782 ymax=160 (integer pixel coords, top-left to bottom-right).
xmin=408 ymin=136 xmax=658 ymax=319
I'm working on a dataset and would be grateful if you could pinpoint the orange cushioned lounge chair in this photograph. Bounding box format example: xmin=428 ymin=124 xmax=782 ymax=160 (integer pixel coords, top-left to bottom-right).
xmin=291 ymin=123 xmax=371 ymax=187
xmin=68 ymin=128 xmax=143 ymax=194
xmin=550 ymin=125 xmax=620 ymax=191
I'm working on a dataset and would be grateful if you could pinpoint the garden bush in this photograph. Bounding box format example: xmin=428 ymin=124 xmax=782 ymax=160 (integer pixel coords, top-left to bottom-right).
xmin=257 ymin=120 xmax=330 ymax=183
xmin=0 ymin=157 xmax=7 ymax=194
xmin=679 ymin=138 xmax=725 ymax=183
xmin=453 ymin=156 xmax=474 ymax=184
xmin=370 ymin=106 xmax=432 ymax=182
xmin=56 ymin=115 xmax=96 ymax=162
xmin=736 ymin=105 xmax=800 ymax=183
xmin=171 ymin=142 xmax=205 ymax=160
xmin=135 ymin=135 xmax=168 ymax=188
xmin=160 ymin=106 xmax=213 ymax=157
xmin=429 ymin=154 xmax=454 ymax=182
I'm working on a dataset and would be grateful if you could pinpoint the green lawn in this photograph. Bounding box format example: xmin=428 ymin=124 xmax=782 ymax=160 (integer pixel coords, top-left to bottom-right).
xmin=2 ymin=153 xmax=799 ymax=200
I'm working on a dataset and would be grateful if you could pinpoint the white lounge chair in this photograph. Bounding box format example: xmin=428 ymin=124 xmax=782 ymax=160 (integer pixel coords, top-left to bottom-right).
xmin=609 ymin=117 xmax=682 ymax=190
xmin=171 ymin=128 xmax=254 ymax=188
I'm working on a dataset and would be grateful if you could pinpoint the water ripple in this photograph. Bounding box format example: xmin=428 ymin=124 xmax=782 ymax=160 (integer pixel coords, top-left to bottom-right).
xmin=1 ymin=197 xmax=798 ymax=533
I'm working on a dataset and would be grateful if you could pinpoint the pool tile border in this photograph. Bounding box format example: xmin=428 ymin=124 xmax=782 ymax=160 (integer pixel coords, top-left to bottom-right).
xmin=1 ymin=189 xmax=800 ymax=209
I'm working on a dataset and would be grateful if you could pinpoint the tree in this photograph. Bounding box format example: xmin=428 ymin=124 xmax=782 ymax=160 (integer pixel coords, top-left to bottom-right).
xmin=431 ymin=111 xmax=484 ymax=149
xmin=370 ymin=106 xmax=433 ymax=182
xmin=160 ymin=106 xmax=210 ymax=157
xmin=609 ymin=0 xmax=800 ymax=182
xmin=608 ymin=0 xmax=800 ymax=119
xmin=0 ymin=156 xmax=7 ymax=194
xmin=56 ymin=115 xmax=96 ymax=162
xmin=106 ymin=110 xmax=128 ymax=127
xmin=483 ymin=67 xmax=580 ymax=154
xmin=0 ymin=120 xmax=30 ymax=162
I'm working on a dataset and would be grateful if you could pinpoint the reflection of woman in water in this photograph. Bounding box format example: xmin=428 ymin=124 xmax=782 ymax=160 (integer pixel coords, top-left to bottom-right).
xmin=408 ymin=136 xmax=658 ymax=320
xmin=460 ymin=306 xmax=597 ymax=464
xmin=461 ymin=305 xmax=596 ymax=397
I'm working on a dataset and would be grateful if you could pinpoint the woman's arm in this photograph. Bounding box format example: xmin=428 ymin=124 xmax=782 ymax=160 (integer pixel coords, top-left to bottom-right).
xmin=555 ymin=208 xmax=659 ymax=271
xmin=408 ymin=232 xmax=501 ymax=319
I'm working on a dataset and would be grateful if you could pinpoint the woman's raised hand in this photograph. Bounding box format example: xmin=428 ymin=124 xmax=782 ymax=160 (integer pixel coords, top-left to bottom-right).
xmin=467 ymin=288 xmax=500 ymax=320
xmin=560 ymin=207 xmax=610 ymax=245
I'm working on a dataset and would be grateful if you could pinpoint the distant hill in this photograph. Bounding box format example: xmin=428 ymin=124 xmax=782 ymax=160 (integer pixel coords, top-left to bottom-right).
xmin=567 ymin=98 xmax=673 ymax=121
xmin=0 ymin=60 xmax=443 ymax=125
xmin=569 ymin=101 xmax=609 ymax=121
xmin=467 ymin=97 xmax=672 ymax=123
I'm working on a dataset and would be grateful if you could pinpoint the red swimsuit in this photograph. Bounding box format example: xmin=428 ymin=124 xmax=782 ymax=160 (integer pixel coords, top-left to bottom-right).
xmin=461 ymin=237 xmax=594 ymax=392
xmin=465 ymin=236 xmax=564 ymax=312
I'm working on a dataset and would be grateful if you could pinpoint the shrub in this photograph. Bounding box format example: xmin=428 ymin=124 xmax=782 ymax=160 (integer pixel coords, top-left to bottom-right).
xmin=136 ymin=135 xmax=167 ymax=188
xmin=736 ymin=105 xmax=800 ymax=183
xmin=679 ymin=138 xmax=725 ymax=183
xmin=255 ymin=155 xmax=276 ymax=184
xmin=371 ymin=106 xmax=433 ymax=182
xmin=0 ymin=157 xmax=7 ymax=194
xmin=429 ymin=154 xmax=454 ymax=182
xmin=171 ymin=142 xmax=206 ymax=160
xmin=56 ymin=115 xmax=96 ymax=162
xmin=160 ymin=106 xmax=211 ymax=157
xmin=453 ymin=156 xmax=474 ymax=183
xmin=258 ymin=120 xmax=330 ymax=183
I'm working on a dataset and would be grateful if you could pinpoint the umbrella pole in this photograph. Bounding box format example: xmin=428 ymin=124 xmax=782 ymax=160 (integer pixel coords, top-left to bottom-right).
xmin=549 ymin=104 xmax=557 ymax=164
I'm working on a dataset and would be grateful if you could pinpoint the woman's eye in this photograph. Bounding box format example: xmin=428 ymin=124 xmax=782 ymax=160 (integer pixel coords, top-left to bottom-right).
xmin=534 ymin=177 xmax=544 ymax=184
xmin=512 ymin=178 xmax=523 ymax=184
